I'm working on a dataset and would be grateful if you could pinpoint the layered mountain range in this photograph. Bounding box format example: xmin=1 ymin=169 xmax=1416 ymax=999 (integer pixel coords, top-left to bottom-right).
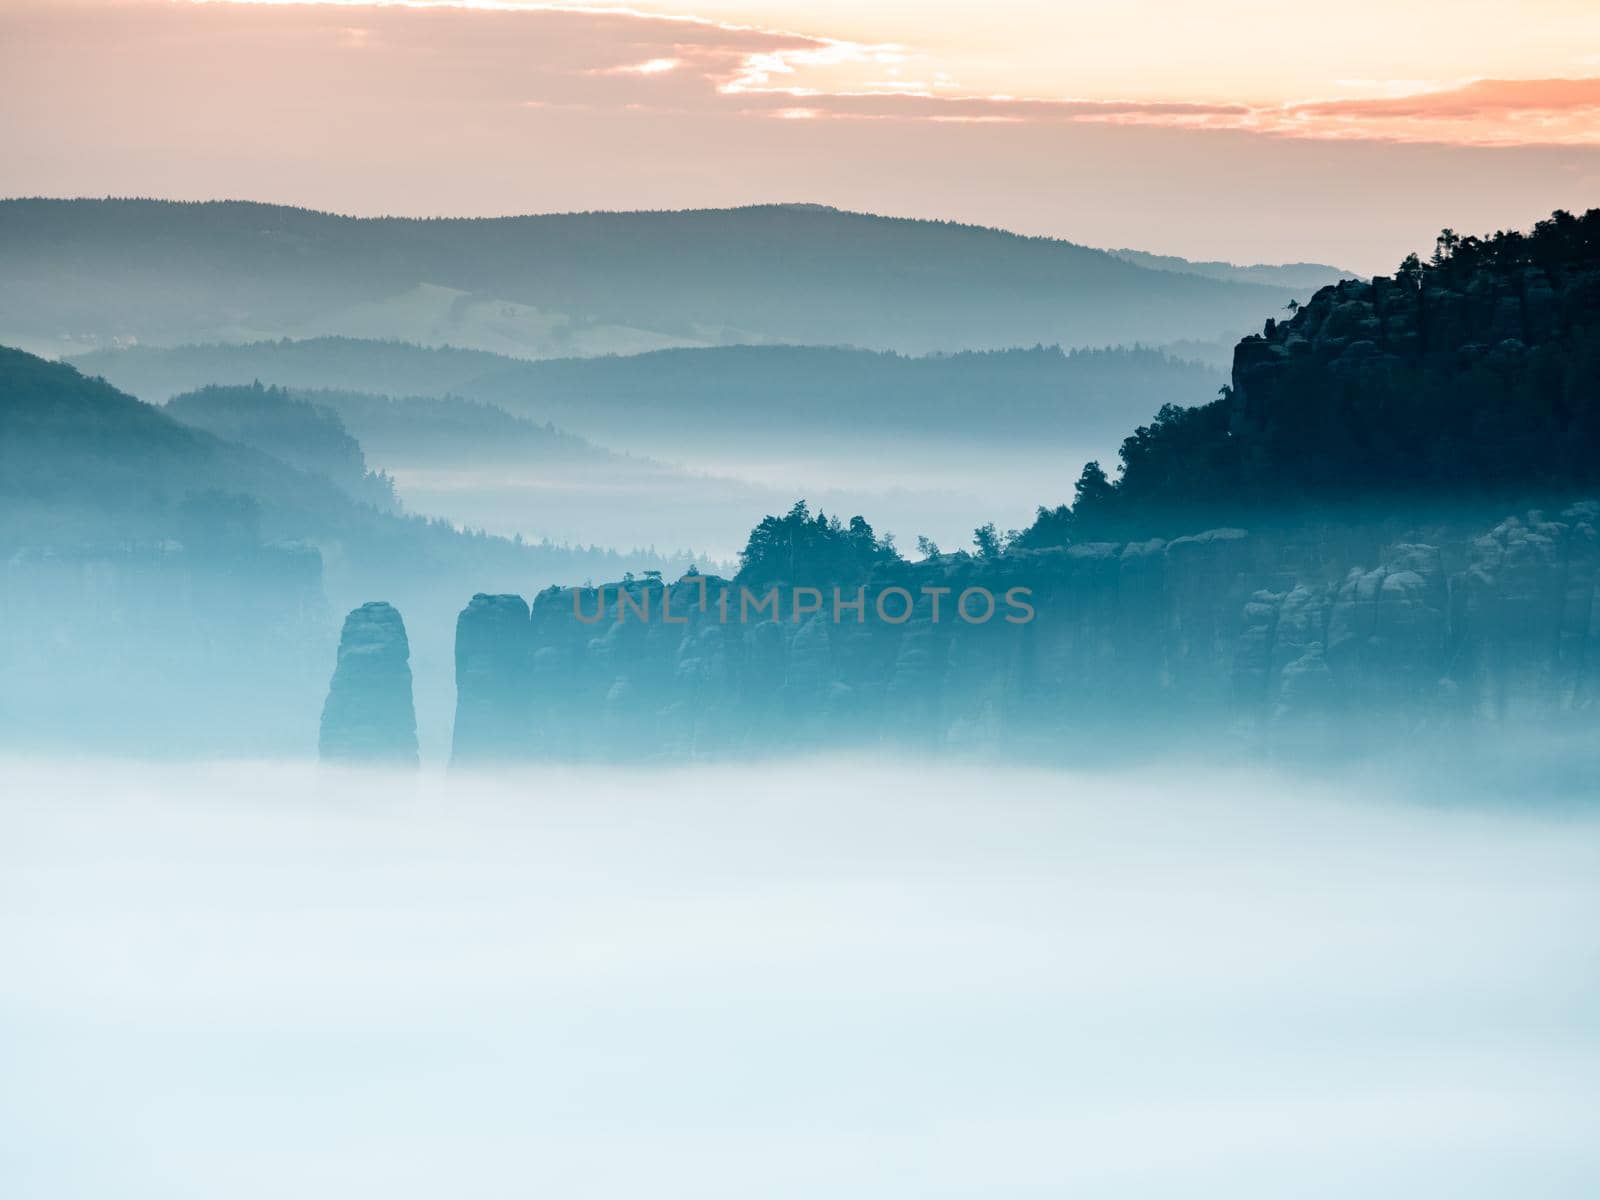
xmin=6 ymin=203 xmax=1596 ymax=764
xmin=428 ymin=210 xmax=1600 ymax=765
xmin=2 ymin=199 xmax=1313 ymax=358
xmin=71 ymin=336 xmax=1225 ymax=555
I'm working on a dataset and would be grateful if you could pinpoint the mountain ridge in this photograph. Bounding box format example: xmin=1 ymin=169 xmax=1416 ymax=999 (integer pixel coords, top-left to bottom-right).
xmin=3 ymin=197 xmax=1308 ymax=359
xmin=1105 ymin=247 xmax=1356 ymax=290
xmin=69 ymin=337 xmax=1225 ymax=465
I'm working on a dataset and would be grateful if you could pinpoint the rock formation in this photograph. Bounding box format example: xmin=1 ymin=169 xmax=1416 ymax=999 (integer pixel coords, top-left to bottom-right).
xmin=450 ymin=593 xmax=534 ymax=764
xmin=446 ymin=505 xmax=1599 ymax=762
xmin=440 ymin=213 xmax=1600 ymax=764
xmin=318 ymin=601 xmax=419 ymax=765
xmin=1229 ymin=251 xmax=1599 ymax=444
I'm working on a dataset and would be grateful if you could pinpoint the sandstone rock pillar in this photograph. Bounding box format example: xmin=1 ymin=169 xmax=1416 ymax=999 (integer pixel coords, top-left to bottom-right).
xmin=318 ymin=601 xmax=419 ymax=765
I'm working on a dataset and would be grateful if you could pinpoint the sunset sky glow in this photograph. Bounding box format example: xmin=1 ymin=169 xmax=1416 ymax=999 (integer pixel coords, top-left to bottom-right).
xmin=173 ymin=0 xmax=1600 ymax=144
xmin=3 ymin=0 xmax=1597 ymax=266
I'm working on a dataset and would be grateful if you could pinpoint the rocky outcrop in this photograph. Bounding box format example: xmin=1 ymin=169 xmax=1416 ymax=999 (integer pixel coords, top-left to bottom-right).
xmin=1228 ymin=253 xmax=1600 ymax=441
xmin=445 ymin=506 xmax=1600 ymax=762
xmin=1457 ymin=507 xmax=1599 ymax=722
xmin=318 ymin=601 xmax=419 ymax=765
xmin=450 ymin=593 xmax=534 ymax=764
xmin=436 ymin=214 xmax=1600 ymax=763
xmin=1210 ymin=506 xmax=1598 ymax=752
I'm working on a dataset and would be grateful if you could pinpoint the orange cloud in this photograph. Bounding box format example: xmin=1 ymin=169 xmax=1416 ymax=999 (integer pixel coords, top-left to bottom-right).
xmin=6 ymin=1 xmax=1598 ymax=155
xmin=1094 ymin=77 xmax=1600 ymax=146
xmin=1295 ymin=77 xmax=1600 ymax=119
xmin=156 ymin=1 xmax=1593 ymax=146
xmin=718 ymin=65 xmax=1600 ymax=147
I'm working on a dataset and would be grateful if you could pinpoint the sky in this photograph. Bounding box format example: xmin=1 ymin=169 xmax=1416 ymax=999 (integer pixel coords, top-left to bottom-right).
xmin=2 ymin=0 xmax=1598 ymax=268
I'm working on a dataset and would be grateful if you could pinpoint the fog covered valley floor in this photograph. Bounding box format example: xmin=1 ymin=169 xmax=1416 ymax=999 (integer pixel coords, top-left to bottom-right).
xmin=2 ymin=757 xmax=1597 ymax=1199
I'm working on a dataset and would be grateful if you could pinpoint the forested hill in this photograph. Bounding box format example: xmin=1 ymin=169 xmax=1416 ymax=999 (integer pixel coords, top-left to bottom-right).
xmin=1020 ymin=208 xmax=1600 ymax=544
xmin=72 ymin=338 xmax=1223 ymax=452
xmin=164 ymin=383 xmax=399 ymax=511
xmin=4 ymin=199 xmax=1303 ymax=356
xmin=0 ymin=345 xmax=693 ymax=578
xmin=1105 ymin=249 xmax=1354 ymax=290
xmin=72 ymin=337 xmax=508 ymax=405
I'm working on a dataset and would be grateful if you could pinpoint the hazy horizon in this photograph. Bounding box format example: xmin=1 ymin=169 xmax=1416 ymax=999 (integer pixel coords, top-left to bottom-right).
xmin=0 ymin=194 xmax=1363 ymax=276
xmin=4 ymin=1 xmax=1598 ymax=273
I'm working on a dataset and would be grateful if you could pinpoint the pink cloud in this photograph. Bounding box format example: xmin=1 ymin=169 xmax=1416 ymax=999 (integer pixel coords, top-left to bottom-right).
xmin=1083 ymin=77 xmax=1600 ymax=146
xmin=1291 ymin=77 xmax=1600 ymax=119
xmin=144 ymin=1 xmax=1593 ymax=146
xmin=719 ymin=64 xmax=1600 ymax=146
xmin=3 ymin=1 xmax=1597 ymax=158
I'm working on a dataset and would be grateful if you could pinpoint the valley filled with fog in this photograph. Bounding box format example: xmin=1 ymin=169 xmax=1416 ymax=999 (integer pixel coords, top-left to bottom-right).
xmin=383 ymin=440 xmax=1106 ymax=563
xmin=4 ymin=194 xmax=1599 ymax=1200
xmin=70 ymin=335 xmax=1223 ymax=559
xmin=3 ymin=758 xmax=1596 ymax=1199
xmin=5 ymin=0 xmax=1600 ymax=1192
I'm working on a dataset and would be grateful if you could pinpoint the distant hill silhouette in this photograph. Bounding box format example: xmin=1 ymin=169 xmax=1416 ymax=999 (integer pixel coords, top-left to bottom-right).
xmin=72 ymin=338 xmax=1224 ymax=454
xmin=280 ymin=387 xmax=614 ymax=469
xmin=166 ymin=383 xmax=399 ymax=510
xmin=5 ymin=199 xmax=1308 ymax=357
xmin=1105 ymin=248 xmax=1355 ymax=290
xmin=0 ymin=345 xmax=695 ymax=578
xmin=73 ymin=337 xmax=507 ymax=404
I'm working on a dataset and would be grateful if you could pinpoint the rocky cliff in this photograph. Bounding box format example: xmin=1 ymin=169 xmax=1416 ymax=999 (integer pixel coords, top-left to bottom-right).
xmin=319 ymin=602 xmax=419 ymax=765
xmin=448 ymin=504 xmax=1598 ymax=762
xmin=439 ymin=212 xmax=1600 ymax=763
xmin=1230 ymin=258 xmax=1593 ymax=437
xmin=1050 ymin=211 xmax=1600 ymax=543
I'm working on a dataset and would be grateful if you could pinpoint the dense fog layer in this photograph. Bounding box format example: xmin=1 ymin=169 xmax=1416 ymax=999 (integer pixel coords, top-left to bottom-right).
xmin=386 ymin=439 xmax=1117 ymax=563
xmin=3 ymin=758 xmax=1597 ymax=1199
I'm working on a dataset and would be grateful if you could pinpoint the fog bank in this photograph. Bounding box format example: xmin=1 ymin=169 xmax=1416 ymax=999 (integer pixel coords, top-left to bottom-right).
xmin=2 ymin=758 xmax=1597 ymax=1199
